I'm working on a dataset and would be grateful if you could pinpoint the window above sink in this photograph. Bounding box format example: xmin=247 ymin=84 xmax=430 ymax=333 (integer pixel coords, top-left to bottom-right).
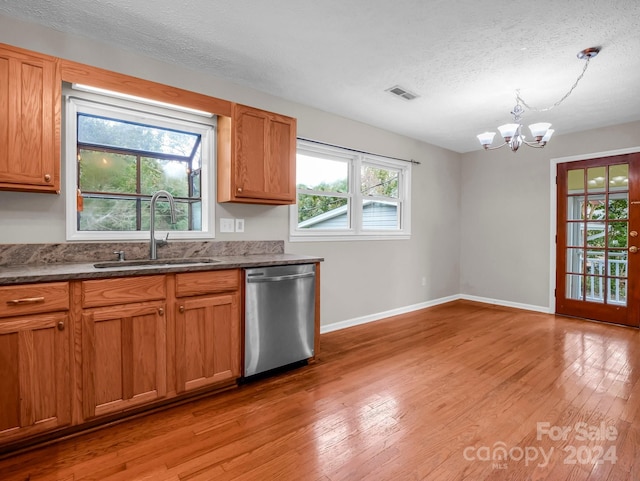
xmin=63 ymin=83 xmax=216 ymax=242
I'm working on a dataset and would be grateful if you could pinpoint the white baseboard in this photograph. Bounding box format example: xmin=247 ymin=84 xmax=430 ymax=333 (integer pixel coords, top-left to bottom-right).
xmin=458 ymin=294 xmax=551 ymax=314
xmin=319 ymin=294 xmax=552 ymax=334
xmin=319 ymin=294 xmax=459 ymax=334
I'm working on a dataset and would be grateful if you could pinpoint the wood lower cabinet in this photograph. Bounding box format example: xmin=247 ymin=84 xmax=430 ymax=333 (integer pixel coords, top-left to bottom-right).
xmin=174 ymin=270 xmax=241 ymax=393
xmin=81 ymin=276 xmax=167 ymax=419
xmin=0 ymin=282 xmax=71 ymax=444
xmin=0 ymin=268 xmax=265 ymax=451
xmin=217 ymin=103 xmax=296 ymax=204
xmin=0 ymin=43 xmax=60 ymax=193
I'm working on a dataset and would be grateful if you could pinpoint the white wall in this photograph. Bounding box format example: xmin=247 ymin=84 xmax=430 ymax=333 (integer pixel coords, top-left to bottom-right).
xmin=460 ymin=121 xmax=640 ymax=311
xmin=0 ymin=15 xmax=462 ymax=328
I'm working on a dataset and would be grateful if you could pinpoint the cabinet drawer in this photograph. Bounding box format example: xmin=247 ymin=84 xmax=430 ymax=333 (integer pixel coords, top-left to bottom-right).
xmin=0 ymin=282 xmax=69 ymax=318
xmin=82 ymin=275 xmax=166 ymax=308
xmin=175 ymin=270 xmax=239 ymax=297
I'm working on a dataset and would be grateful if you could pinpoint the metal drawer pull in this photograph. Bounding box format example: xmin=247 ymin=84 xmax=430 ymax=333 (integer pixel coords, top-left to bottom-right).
xmin=7 ymin=296 xmax=46 ymax=305
xmin=57 ymin=321 xmax=65 ymax=331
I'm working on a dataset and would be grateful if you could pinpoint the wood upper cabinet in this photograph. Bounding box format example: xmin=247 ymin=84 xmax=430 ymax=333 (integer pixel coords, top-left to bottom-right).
xmin=80 ymin=276 xmax=167 ymax=419
xmin=0 ymin=282 xmax=71 ymax=444
xmin=0 ymin=44 xmax=60 ymax=193
xmin=174 ymin=271 xmax=241 ymax=393
xmin=218 ymin=104 xmax=296 ymax=204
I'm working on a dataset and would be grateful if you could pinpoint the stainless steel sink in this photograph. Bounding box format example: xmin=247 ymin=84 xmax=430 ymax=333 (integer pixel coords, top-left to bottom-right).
xmin=93 ymin=257 xmax=221 ymax=269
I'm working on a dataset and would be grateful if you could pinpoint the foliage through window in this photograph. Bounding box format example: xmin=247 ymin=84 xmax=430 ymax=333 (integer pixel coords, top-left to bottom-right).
xmin=65 ymin=87 xmax=215 ymax=241
xmin=290 ymin=140 xmax=411 ymax=240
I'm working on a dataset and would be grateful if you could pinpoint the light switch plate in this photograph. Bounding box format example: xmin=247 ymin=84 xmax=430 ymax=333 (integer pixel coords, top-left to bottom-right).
xmin=235 ymin=218 xmax=245 ymax=233
xmin=220 ymin=218 xmax=234 ymax=233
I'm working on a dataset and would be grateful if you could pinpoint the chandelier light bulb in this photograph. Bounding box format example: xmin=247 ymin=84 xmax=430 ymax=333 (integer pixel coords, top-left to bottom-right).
xmin=498 ymin=123 xmax=520 ymax=141
xmin=541 ymin=129 xmax=554 ymax=143
xmin=477 ymin=132 xmax=496 ymax=148
xmin=528 ymin=122 xmax=552 ymax=140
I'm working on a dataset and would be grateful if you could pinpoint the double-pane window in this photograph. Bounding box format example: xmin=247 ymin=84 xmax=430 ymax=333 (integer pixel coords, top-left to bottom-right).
xmin=291 ymin=140 xmax=411 ymax=240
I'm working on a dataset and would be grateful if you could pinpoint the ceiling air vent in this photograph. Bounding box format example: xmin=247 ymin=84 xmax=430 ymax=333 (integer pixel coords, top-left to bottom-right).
xmin=386 ymin=85 xmax=419 ymax=101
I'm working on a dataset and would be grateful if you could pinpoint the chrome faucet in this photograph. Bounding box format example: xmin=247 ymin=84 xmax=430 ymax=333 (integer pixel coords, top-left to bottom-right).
xmin=149 ymin=190 xmax=177 ymax=260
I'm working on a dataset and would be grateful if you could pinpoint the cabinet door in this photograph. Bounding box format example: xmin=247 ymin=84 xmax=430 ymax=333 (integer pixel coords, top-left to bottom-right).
xmin=0 ymin=312 xmax=71 ymax=444
xmin=232 ymin=105 xmax=296 ymax=204
xmin=175 ymin=293 xmax=240 ymax=393
xmin=0 ymin=45 xmax=60 ymax=193
xmin=82 ymin=302 xmax=167 ymax=419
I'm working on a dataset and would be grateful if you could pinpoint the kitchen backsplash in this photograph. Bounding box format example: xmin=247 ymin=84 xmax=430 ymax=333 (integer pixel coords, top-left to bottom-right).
xmin=0 ymin=241 xmax=284 ymax=266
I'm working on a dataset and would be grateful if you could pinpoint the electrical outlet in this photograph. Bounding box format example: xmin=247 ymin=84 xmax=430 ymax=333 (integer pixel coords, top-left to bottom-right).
xmin=220 ymin=218 xmax=234 ymax=233
xmin=235 ymin=218 xmax=245 ymax=233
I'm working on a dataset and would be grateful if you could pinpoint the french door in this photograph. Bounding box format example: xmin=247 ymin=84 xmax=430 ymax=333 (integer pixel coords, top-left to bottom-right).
xmin=556 ymin=153 xmax=640 ymax=327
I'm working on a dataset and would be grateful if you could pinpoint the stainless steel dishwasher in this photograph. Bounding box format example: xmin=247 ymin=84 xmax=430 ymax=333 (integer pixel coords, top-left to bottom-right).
xmin=244 ymin=263 xmax=316 ymax=377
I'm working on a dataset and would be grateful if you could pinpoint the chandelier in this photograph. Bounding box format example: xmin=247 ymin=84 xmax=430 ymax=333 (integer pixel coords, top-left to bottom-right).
xmin=477 ymin=47 xmax=600 ymax=152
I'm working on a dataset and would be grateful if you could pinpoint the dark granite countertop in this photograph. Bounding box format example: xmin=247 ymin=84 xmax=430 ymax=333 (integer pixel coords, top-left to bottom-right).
xmin=0 ymin=253 xmax=323 ymax=285
xmin=0 ymin=241 xmax=323 ymax=285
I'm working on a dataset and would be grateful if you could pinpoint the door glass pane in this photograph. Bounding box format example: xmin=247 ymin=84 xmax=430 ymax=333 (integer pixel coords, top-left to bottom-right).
xmin=566 ymin=248 xmax=584 ymax=274
xmin=567 ymin=196 xmax=585 ymax=220
xmin=586 ymin=195 xmax=606 ymax=220
xmin=586 ymin=250 xmax=605 ymax=276
xmin=608 ymin=250 xmax=628 ymax=277
xmin=567 ymin=222 xmax=584 ymax=246
xmin=609 ymin=164 xmax=629 ymax=192
xmin=587 ymin=167 xmax=606 ymax=192
xmin=587 ymin=223 xmax=606 ymax=248
xmin=566 ymin=274 xmax=584 ymax=300
xmin=609 ymin=278 xmax=627 ymax=306
xmin=567 ymin=169 xmax=584 ymax=193
xmin=608 ymin=193 xmax=628 ymax=220
xmin=608 ymin=222 xmax=628 ymax=248
xmin=585 ymin=275 xmax=604 ymax=303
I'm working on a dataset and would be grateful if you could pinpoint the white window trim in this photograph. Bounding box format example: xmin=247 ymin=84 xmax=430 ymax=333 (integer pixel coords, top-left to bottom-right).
xmin=290 ymin=140 xmax=411 ymax=242
xmin=64 ymin=89 xmax=216 ymax=242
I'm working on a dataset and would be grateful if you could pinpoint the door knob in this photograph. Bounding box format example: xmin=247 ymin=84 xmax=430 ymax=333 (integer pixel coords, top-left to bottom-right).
xmin=630 ymin=246 xmax=638 ymax=253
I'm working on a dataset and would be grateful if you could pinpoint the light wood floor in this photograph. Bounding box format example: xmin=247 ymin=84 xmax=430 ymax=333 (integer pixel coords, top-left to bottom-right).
xmin=1 ymin=300 xmax=639 ymax=481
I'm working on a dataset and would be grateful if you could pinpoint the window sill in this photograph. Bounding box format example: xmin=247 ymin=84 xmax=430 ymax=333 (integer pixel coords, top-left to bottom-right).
xmin=289 ymin=233 xmax=410 ymax=242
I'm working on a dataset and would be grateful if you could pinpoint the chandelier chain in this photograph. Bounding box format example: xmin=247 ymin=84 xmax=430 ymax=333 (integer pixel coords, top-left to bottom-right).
xmin=515 ymin=57 xmax=592 ymax=113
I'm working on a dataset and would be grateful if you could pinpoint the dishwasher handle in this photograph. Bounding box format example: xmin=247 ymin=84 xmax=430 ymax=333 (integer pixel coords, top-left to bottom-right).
xmin=246 ymin=271 xmax=315 ymax=283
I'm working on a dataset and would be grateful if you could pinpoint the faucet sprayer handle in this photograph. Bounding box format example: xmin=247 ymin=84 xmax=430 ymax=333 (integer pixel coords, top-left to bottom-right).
xmin=155 ymin=232 xmax=170 ymax=248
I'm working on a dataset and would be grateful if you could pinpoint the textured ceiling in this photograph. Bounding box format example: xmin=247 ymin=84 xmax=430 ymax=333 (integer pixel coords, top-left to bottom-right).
xmin=1 ymin=0 xmax=639 ymax=153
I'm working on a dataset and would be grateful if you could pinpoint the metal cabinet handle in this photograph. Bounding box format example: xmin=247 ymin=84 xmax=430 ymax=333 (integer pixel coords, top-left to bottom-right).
xmin=57 ymin=321 xmax=65 ymax=331
xmin=158 ymin=308 xmax=164 ymax=316
xmin=7 ymin=296 xmax=45 ymax=305
xmin=179 ymin=305 xmax=185 ymax=313
xmin=44 ymin=174 xmax=51 ymax=182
